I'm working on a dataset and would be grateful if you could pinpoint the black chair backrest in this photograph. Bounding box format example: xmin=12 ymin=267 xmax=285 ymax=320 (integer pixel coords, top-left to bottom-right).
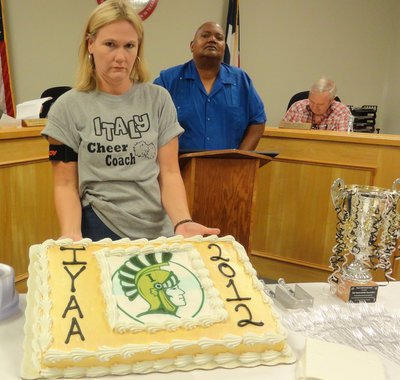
xmin=40 ymin=86 xmax=71 ymax=118
xmin=286 ymin=90 xmax=341 ymax=111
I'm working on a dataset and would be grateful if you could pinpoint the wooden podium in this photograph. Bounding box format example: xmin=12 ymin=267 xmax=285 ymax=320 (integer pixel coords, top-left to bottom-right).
xmin=179 ymin=149 xmax=274 ymax=253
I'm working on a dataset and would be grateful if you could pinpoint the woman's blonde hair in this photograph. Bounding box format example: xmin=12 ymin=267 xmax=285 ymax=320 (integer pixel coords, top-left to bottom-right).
xmin=75 ymin=0 xmax=149 ymax=91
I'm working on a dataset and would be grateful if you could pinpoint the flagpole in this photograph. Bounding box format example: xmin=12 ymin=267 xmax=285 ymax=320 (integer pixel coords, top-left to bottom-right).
xmin=224 ymin=0 xmax=240 ymax=68
xmin=0 ymin=0 xmax=15 ymax=117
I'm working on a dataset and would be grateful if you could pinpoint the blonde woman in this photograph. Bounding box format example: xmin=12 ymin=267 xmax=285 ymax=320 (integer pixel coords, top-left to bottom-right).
xmin=43 ymin=0 xmax=219 ymax=241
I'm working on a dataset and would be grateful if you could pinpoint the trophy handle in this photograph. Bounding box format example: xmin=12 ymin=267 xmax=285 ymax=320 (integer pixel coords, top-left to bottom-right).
xmin=392 ymin=178 xmax=400 ymax=193
xmin=331 ymin=178 xmax=345 ymax=207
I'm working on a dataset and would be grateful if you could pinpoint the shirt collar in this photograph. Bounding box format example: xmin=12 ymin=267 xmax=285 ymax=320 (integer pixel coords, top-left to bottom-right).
xmin=306 ymin=100 xmax=334 ymax=118
xmin=183 ymin=60 xmax=236 ymax=85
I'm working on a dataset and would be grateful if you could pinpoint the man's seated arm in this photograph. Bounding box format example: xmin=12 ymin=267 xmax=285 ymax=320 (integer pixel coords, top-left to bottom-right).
xmin=238 ymin=123 xmax=265 ymax=151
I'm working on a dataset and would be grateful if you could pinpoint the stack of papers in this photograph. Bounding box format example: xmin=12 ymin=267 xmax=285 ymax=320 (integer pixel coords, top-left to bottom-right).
xmin=16 ymin=97 xmax=51 ymax=119
xmin=0 ymin=97 xmax=51 ymax=127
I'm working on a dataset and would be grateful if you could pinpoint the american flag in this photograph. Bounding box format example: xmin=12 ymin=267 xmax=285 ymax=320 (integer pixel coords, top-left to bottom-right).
xmin=223 ymin=0 xmax=240 ymax=67
xmin=0 ymin=0 xmax=14 ymax=116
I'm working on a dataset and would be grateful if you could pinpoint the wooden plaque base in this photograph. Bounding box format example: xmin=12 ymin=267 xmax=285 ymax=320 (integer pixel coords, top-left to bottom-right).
xmin=336 ymin=274 xmax=379 ymax=303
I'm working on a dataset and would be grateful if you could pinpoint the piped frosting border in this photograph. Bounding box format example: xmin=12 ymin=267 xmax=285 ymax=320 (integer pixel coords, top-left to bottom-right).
xmin=21 ymin=235 xmax=295 ymax=379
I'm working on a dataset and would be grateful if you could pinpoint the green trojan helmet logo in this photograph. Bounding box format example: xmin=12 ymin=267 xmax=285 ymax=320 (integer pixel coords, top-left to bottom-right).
xmin=118 ymin=251 xmax=186 ymax=316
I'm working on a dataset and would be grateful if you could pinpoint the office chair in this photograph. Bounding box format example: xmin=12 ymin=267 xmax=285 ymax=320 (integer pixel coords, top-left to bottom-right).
xmin=39 ymin=86 xmax=71 ymax=118
xmin=286 ymin=91 xmax=341 ymax=110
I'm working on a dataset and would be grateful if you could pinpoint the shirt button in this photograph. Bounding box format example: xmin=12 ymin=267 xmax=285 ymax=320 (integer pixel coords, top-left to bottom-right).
xmin=207 ymin=118 xmax=210 ymax=121
xmin=207 ymin=99 xmax=211 ymax=102
xmin=207 ymin=137 xmax=210 ymax=141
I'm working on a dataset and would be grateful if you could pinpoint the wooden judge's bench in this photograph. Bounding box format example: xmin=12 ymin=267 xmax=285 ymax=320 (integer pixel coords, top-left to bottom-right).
xmin=252 ymin=128 xmax=400 ymax=283
xmin=0 ymin=126 xmax=59 ymax=292
xmin=1 ymin=126 xmax=400 ymax=293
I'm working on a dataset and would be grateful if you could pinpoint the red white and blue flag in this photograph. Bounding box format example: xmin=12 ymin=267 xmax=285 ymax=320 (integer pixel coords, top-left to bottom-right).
xmin=224 ymin=0 xmax=240 ymax=67
xmin=0 ymin=0 xmax=14 ymax=116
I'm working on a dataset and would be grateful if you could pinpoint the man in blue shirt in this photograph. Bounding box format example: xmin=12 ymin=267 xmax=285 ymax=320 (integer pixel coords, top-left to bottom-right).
xmin=154 ymin=22 xmax=266 ymax=151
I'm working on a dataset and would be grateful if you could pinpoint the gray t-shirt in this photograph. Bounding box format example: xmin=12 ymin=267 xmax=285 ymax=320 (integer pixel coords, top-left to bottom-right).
xmin=42 ymin=83 xmax=183 ymax=239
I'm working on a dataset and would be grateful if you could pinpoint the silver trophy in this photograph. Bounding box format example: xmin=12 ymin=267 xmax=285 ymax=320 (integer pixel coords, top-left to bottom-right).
xmin=329 ymin=178 xmax=400 ymax=302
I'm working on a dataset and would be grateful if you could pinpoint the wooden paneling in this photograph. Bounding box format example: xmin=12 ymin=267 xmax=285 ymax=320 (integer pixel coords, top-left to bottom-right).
xmin=0 ymin=127 xmax=59 ymax=292
xmin=252 ymin=129 xmax=400 ymax=282
xmin=2 ymin=126 xmax=399 ymax=290
xmin=179 ymin=151 xmax=271 ymax=253
xmin=0 ymin=126 xmax=47 ymax=164
xmin=191 ymin=158 xmax=257 ymax=250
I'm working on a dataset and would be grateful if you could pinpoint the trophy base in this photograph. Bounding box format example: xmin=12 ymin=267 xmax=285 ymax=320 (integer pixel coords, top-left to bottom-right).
xmin=335 ymin=274 xmax=379 ymax=303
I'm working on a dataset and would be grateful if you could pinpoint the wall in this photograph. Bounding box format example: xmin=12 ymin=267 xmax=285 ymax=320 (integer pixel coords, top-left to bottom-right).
xmin=240 ymin=0 xmax=399 ymax=132
xmin=4 ymin=0 xmax=400 ymax=133
xmin=4 ymin=0 xmax=94 ymax=102
xmin=380 ymin=0 xmax=400 ymax=134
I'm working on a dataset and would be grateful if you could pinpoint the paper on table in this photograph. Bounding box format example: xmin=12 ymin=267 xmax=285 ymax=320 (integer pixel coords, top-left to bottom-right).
xmin=16 ymin=97 xmax=52 ymax=120
xmin=0 ymin=113 xmax=21 ymax=127
xmin=296 ymin=337 xmax=385 ymax=380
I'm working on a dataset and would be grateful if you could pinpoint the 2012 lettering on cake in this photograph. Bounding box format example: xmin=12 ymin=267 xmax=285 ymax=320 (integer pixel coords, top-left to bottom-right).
xmin=21 ymin=235 xmax=295 ymax=379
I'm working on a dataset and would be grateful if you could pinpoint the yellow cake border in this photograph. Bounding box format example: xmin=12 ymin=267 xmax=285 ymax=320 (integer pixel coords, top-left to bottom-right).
xmin=21 ymin=235 xmax=295 ymax=379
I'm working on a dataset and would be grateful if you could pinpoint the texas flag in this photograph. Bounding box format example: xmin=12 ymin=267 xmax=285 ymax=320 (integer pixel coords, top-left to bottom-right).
xmin=0 ymin=1 xmax=14 ymax=116
xmin=224 ymin=0 xmax=240 ymax=67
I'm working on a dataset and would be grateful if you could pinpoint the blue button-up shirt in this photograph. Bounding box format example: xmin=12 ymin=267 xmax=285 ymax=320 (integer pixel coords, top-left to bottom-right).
xmin=154 ymin=60 xmax=266 ymax=150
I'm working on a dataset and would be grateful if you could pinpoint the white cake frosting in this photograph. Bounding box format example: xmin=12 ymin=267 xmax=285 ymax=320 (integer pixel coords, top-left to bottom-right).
xmin=21 ymin=235 xmax=294 ymax=379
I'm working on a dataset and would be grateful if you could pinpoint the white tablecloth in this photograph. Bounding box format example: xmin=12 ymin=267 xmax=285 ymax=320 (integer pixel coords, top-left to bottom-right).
xmin=1 ymin=282 xmax=399 ymax=380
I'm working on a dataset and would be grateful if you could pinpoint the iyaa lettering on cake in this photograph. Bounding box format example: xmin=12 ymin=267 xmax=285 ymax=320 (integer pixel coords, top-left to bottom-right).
xmin=60 ymin=246 xmax=87 ymax=344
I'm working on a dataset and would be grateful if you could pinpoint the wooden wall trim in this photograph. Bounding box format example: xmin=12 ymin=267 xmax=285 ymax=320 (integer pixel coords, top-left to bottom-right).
xmin=15 ymin=272 xmax=28 ymax=284
xmin=251 ymin=250 xmax=332 ymax=272
xmin=0 ymin=157 xmax=49 ymax=168
xmin=274 ymin=156 xmax=378 ymax=171
xmin=0 ymin=137 xmax=49 ymax=165
xmin=0 ymin=126 xmax=44 ymax=140
xmin=263 ymin=128 xmax=400 ymax=147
